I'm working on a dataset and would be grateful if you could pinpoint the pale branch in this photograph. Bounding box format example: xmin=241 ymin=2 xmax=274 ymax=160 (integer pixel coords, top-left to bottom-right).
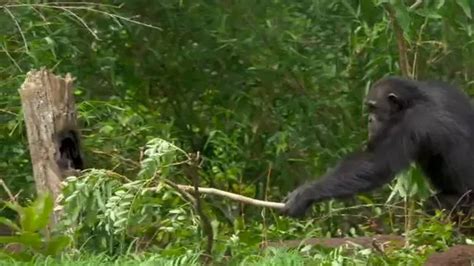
xmin=409 ymin=0 xmax=423 ymax=10
xmin=176 ymin=184 xmax=285 ymax=209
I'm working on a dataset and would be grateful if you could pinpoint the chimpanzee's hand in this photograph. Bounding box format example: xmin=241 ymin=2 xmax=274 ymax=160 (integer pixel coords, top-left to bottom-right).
xmin=280 ymin=188 xmax=312 ymax=218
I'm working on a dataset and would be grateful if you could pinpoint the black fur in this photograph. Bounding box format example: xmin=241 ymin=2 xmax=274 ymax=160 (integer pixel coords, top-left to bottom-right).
xmin=282 ymin=76 xmax=474 ymax=218
xmin=56 ymin=130 xmax=84 ymax=171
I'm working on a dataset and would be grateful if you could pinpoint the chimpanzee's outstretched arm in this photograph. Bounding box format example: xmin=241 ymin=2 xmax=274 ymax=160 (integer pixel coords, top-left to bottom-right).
xmin=282 ymin=129 xmax=417 ymax=218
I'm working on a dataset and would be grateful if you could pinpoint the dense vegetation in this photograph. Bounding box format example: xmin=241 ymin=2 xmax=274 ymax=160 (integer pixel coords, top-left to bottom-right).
xmin=0 ymin=0 xmax=473 ymax=264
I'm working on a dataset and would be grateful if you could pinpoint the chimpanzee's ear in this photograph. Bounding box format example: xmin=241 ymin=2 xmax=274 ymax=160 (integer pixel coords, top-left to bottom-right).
xmin=388 ymin=93 xmax=398 ymax=102
xmin=387 ymin=93 xmax=404 ymax=111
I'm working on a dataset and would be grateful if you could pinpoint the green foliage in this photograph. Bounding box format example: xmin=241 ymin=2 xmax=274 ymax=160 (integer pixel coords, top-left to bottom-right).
xmin=0 ymin=252 xmax=201 ymax=266
xmin=60 ymin=139 xmax=200 ymax=255
xmin=0 ymin=0 xmax=473 ymax=263
xmin=409 ymin=212 xmax=455 ymax=250
xmin=0 ymin=194 xmax=71 ymax=261
xmin=138 ymin=138 xmax=188 ymax=179
xmin=387 ymin=165 xmax=432 ymax=202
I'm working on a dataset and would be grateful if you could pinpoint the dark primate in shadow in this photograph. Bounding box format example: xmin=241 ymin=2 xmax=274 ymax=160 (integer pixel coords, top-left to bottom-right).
xmin=282 ymin=76 xmax=473 ymax=218
xmin=56 ymin=129 xmax=84 ymax=172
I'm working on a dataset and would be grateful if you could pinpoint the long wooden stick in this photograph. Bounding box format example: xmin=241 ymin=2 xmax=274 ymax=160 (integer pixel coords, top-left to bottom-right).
xmin=176 ymin=184 xmax=285 ymax=209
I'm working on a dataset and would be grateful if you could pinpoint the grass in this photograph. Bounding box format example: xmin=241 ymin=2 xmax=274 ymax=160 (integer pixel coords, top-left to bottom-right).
xmin=0 ymin=249 xmax=326 ymax=266
xmin=0 ymin=253 xmax=200 ymax=266
xmin=0 ymin=249 xmax=399 ymax=266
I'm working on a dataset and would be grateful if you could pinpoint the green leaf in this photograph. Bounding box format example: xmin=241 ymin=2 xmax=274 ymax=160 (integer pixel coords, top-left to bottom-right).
xmin=0 ymin=232 xmax=42 ymax=250
xmin=33 ymin=193 xmax=54 ymax=232
xmin=0 ymin=250 xmax=33 ymax=262
xmin=456 ymin=0 xmax=472 ymax=19
xmin=360 ymin=0 xmax=380 ymax=25
xmin=391 ymin=2 xmax=412 ymax=41
xmin=436 ymin=0 xmax=446 ymax=9
xmin=0 ymin=236 xmax=21 ymax=244
xmin=4 ymin=201 xmax=23 ymax=216
xmin=415 ymin=10 xmax=443 ymax=19
xmin=19 ymin=207 xmax=36 ymax=232
xmin=0 ymin=217 xmax=20 ymax=232
xmin=99 ymin=125 xmax=114 ymax=134
xmin=340 ymin=0 xmax=358 ymax=18
xmin=44 ymin=235 xmax=71 ymax=256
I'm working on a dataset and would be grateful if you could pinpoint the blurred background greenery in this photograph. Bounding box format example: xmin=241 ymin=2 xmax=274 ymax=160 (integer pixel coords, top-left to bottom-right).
xmin=0 ymin=0 xmax=472 ymax=264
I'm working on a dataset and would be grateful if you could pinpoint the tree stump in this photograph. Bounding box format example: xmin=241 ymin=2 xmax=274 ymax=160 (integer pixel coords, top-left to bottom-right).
xmin=19 ymin=68 xmax=83 ymax=224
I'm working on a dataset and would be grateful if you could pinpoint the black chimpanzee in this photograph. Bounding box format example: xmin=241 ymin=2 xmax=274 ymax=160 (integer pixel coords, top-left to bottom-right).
xmin=282 ymin=76 xmax=474 ymax=218
xmin=56 ymin=129 xmax=84 ymax=172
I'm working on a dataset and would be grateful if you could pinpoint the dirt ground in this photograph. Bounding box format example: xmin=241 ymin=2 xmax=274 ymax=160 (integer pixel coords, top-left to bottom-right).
xmin=424 ymin=245 xmax=474 ymax=266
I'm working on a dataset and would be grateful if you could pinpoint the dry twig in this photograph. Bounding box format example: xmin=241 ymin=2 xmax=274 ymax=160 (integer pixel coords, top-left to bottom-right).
xmin=175 ymin=184 xmax=285 ymax=209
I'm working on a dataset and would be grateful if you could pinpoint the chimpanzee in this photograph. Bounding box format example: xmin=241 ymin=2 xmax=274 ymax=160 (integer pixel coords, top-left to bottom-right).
xmin=282 ymin=76 xmax=474 ymax=218
xmin=56 ymin=129 xmax=84 ymax=172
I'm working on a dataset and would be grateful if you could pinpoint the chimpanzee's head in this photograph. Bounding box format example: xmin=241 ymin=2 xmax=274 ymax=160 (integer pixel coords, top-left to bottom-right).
xmin=365 ymin=77 xmax=421 ymax=142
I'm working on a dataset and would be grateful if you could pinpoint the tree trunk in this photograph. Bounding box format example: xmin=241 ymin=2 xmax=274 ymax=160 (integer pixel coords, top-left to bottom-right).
xmin=19 ymin=68 xmax=83 ymax=224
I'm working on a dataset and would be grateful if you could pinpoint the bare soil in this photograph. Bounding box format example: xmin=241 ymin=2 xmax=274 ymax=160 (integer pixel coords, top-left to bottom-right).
xmin=424 ymin=245 xmax=474 ymax=266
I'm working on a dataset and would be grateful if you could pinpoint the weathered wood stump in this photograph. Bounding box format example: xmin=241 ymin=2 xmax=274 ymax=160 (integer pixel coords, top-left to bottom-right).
xmin=19 ymin=68 xmax=83 ymax=225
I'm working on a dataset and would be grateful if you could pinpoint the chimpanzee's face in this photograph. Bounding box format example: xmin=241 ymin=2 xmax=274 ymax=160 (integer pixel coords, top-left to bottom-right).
xmin=366 ymin=104 xmax=381 ymax=141
xmin=365 ymin=84 xmax=403 ymax=142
